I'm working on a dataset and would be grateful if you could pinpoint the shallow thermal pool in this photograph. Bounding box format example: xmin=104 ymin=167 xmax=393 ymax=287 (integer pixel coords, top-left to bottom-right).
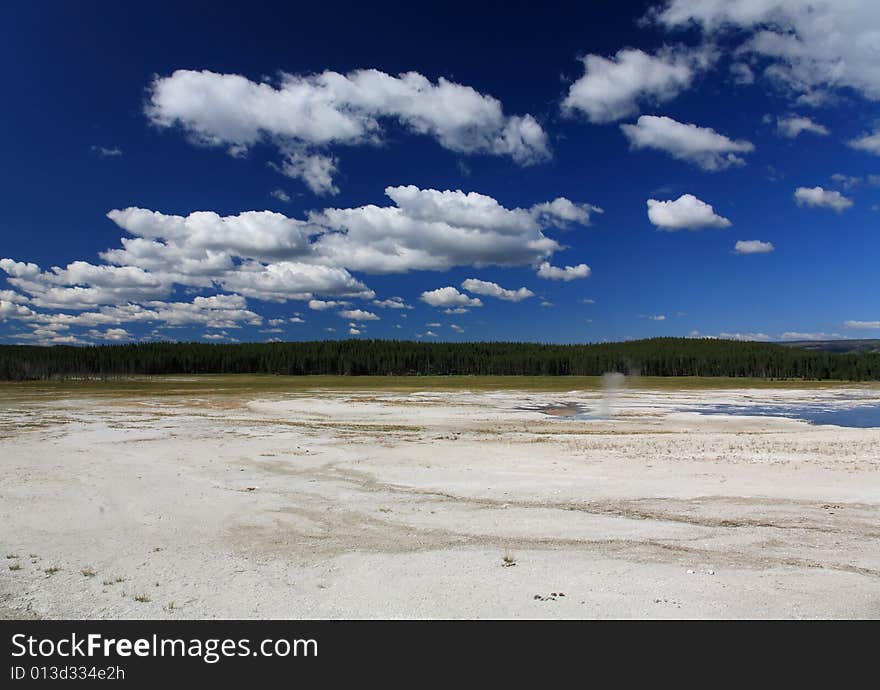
xmin=684 ymin=402 xmax=880 ymax=428
xmin=530 ymin=397 xmax=880 ymax=429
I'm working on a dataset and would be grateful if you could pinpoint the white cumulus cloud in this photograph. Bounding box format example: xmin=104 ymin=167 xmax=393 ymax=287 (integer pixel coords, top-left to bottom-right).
xmin=536 ymin=262 xmax=591 ymax=281
xmin=849 ymin=129 xmax=880 ymax=155
xmin=277 ymin=152 xmax=340 ymax=195
xmin=562 ymin=46 xmax=714 ymax=123
xmin=146 ymin=68 xmax=550 ymax=195
xmin=717 ymin=332 xmax=771 ymax=341
xmin=734 ymin=240 xmax=775 ymax=254
xmin=651 ymin=0 xmax=880 ymax=104
xmin=420 ymin=287 xmax=483 ymax=308
xmin=88 ymin=327 xmax=132 ymax=341
xmin=338 ymin=309 xmax=379 ymax=321
xmin=780 ymin=331 xmax=841 ymax=340
xmin=844 ymin=320 xmax=880 ymax=329
xmin=620 ymin=115 xmax=754 ymax=170
xmin=308 ymin=299 xmax=350 ymax=310
xmin=310 ymin=185 xmax=596 ymax=274
xmin=647 ymin=194 xmax=731 ymax=230
xmin=794 ymin=186 xmax=853 ymax=212
xmin=730 ymin=62 xmax=755 ymax=85
xmin=460 ymin=278 xmax=534 ymax=302
xmin=91 ymin=145 xmax=123 ymax=157
xmin=775 ymin=115 xmax=829 ymax=138
xmin=372 ymin=296 xmax=412 ymax=309
xmin=2 ymin=185 xmax=600 ymax=336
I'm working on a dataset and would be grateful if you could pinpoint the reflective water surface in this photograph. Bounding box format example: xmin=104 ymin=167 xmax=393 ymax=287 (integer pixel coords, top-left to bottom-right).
xmin=686 ymin=403 xmax=880 ymax=428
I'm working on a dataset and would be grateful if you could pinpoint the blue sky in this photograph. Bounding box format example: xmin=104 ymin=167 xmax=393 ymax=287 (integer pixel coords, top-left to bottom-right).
xmin=1 ymin=0 xmax=879 ymax=345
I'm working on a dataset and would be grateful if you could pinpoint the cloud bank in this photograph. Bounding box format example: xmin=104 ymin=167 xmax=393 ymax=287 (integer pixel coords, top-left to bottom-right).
xmin=0 ymin=185 xmax=598 ymax=342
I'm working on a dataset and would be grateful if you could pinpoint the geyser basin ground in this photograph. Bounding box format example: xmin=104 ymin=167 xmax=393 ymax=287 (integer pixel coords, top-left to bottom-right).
xmin=1 ymin=376 xmax=878 ymax=619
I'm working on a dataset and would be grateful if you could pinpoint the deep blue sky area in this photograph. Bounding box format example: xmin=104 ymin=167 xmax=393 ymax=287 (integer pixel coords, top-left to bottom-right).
xmin=0 ymin=0 xmax=878 ymax=345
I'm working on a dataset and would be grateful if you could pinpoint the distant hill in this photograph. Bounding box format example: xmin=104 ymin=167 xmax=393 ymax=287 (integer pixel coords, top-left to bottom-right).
xmin=779 ymin=339 xmax=880 ymax=354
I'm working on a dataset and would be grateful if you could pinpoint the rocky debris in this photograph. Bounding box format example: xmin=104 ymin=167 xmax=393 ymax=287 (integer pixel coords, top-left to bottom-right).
xmin=533 ymin=592 xmax=565 ymax=602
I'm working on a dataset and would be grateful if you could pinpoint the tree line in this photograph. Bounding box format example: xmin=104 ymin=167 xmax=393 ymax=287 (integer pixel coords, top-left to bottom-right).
xmin=1 ymin=338 xmax=879 ymax=381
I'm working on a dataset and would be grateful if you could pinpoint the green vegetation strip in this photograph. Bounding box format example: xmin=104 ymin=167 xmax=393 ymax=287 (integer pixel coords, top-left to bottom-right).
xmin=1 ymin=338 xmax=879 ymax=382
